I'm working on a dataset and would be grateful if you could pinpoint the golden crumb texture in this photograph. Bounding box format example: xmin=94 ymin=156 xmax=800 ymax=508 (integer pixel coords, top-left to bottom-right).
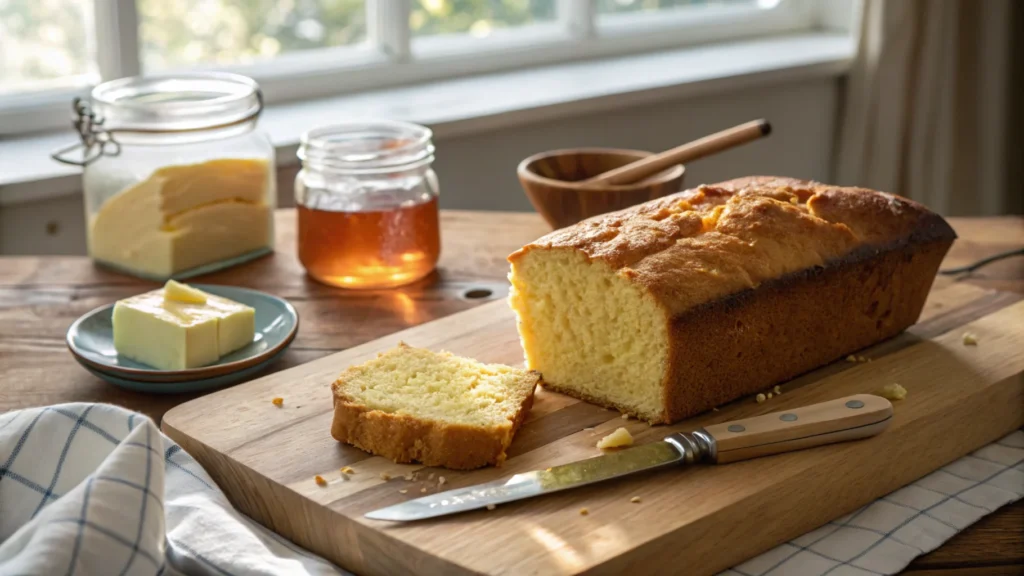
xmin=330 ymin=342 xmax=540 ymax=470
xmin=508 ymin=176 xmax=956 ymax=424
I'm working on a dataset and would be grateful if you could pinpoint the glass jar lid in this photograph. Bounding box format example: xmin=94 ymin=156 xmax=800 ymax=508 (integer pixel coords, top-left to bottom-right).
xmin=91 ymin=72 xmax=262 ymax=132
xmin=298 ymin=121 xmax=434 ymax=175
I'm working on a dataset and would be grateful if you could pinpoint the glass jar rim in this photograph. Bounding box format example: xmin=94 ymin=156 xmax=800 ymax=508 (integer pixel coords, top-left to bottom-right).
xmin=90 ymin=72 xmax=262 ymax=132
xmin=298 ymin=120 xmax=434 ymax=173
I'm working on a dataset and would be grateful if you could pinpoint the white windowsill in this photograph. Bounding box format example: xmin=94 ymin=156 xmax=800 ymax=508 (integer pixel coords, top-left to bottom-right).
xmin=0 ymin=32 xmax=854 ymax=208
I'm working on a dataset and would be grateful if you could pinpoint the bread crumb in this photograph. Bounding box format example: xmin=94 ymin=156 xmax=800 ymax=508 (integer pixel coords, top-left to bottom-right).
xmin=712 ymin=407 xmax=720 ymax=412
xmin=314 ymin=475 xmax=326 ymax=486
xmin=597 ymin=427 xmax=634 ymax=449
xmin=428 ymin=473 xmax=435 ymax=481
xmin=487 ymin=504 xmax=496 ymax=511
xmin=340 ymin=473 xmax=350 ymax=482
xmin=439 ymin=476 xmax=447 ymax=486
xmin=420 ymin=487 xmax=427 ymax=493
xmin=404 ymin=473 xmax=414 ymax=481
xmin=877 ymin=383 xmax=908 ymax=401
xmin=399 ymin=489 xmax=408 ymax=494
xmin=756 ymin=393 xmax=766 ymax=404
xmin=272 ymin=397 xmax=284 ymax=406
xmin=340 ymin=466 xmax=355 ymax=474
xmin=767 ymin=392 xmax=773 ymax=399
xmin=545 ymin=467 xmax=553 ymax=472
xmin=630 ymin=496 xmax=641 ymax=504
xmin=846 ymin=355 xmax=857 ymax=362
xmin=579 ymin=508 xmax=589 ymax=516
xmin=380 ymin=473 xmax=391 ymax=481
xmin=621 ymin=413 xmax=630 ymax=420
xmin=774 ymin=386 xmax=782 ymax=395
xmin=962 ymin=332 xmax=978 ymax=346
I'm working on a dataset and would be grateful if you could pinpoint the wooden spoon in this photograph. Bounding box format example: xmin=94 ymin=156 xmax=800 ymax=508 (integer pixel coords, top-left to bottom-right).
xmin=582 ymin=119 xmax=771 ymax=186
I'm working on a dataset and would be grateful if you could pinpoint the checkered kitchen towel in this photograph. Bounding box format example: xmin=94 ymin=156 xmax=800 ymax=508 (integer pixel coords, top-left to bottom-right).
xmin=1 ymin=404 xmax=1021 ymax=575
xmin=0 ymin=403 xmax=346 ymax=576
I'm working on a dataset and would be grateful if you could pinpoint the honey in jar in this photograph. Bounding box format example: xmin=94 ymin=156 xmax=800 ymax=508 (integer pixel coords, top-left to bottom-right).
xmin=295 ymin=122 xmax=441 ymax=289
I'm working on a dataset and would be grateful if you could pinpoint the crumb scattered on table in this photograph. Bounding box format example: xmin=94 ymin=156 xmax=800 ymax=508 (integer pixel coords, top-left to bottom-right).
xmin=341 ymin=466 xmax=355 ymax=474
xmin=487 ymin=504 xmax=496 ymax=511
xmin=439 ymin=476 xmax=447 ymax=486
xmin=271 ymin=397 xmax=284 ymax=407
xmin=399 ymin=489 xmax=408 ymax=494
xmin=380 ymin=472 xmax=391 ymax=481
xmin=428 ymin=473 xmax=435 ymax=481
xmin=846 ymin=355 xmax=857 ymax=362
xmin=774 ymin=386 xmax=782 ymax=395
xmin=597 ymin=427 xmax=634 ymax=449
xmin=877 ymin=383 xmax=907 ymax=401
xmin=962 ymin=332 xmax=978 ymax=346
xmin=756 ymin=393 xmax=766 ymax=404
xmin=767 ymin=392 xmax=773 ymax=399
xmin=579 ymin=508 xmax=589 ymax=516
xmin=420 ymin=487 xmax=428 ymax=493
xmin=314 ymin=475 xmax=327 ymax=486
xmin=621 ymin=413 xmax=629 ymax=420
xmin=712 ymin=407 xmax=720 ymax=412
xmin=630 ymin=496 xmax=641 ymax=504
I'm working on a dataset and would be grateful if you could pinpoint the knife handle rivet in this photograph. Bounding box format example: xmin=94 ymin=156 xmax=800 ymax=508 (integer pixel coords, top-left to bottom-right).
xmin=845 ymin=400 xmax=865 ymax=409
xmin=727 ymin=424 xmax=746 ymax=433
xmin=779 ymin=413 xmax=798 ymax=422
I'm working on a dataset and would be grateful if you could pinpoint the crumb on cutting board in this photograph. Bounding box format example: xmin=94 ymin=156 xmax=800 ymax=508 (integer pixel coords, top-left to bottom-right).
xmin=487 ymin=504 xmax=496 ymax=511
xmin=271 ymin=397 xmax=284 ymax=407
xmin=756 ymin=393 xmax=766 ymax=404
xmin=379 ymin=472 xmax=391 ymax=481
xmin=630 ymin=496 xmax=641 ymax=504
xmin=439 ymin=476 xmax=447 ymax=486
xmin=420 ymin=487 xmax=427 ymax=493
xmin=774 ymin=385 xmax=782 ymax=395
xmin=314 ymin=475 xmax=327 ymax=486
xmin=962 ymin=332 xmax=979 ymax=346
xmin=597 ymin=427 xmax=634 ymax=449
xmin=399 ymin=489 xmax=408 ymax=494
xmin=877 ymin=383 xmax=907 ymax=401
xmin=579 ymin=508 xmax=589 ymax=516
xmin=340 ymin=466 xmax=355 ymax=474
xmin=621 ymin=413 xmax=630 ymax=420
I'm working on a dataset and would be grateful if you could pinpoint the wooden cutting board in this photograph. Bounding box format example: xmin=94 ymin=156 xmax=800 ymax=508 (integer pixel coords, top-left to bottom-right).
xmin=162 ymin=282 xmax=1024 ymax=576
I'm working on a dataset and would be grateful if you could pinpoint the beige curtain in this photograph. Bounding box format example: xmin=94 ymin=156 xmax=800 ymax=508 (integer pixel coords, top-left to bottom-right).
xmin=835 ymin=0 xmax=1020 ymax=216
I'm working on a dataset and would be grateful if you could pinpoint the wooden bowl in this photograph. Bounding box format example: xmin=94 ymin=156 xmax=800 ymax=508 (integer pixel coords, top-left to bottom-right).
xmin=518 ymin=148 xmax=685 ymax=229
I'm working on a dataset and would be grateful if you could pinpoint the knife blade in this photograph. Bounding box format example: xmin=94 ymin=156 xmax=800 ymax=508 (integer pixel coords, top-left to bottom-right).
xmin=365 ymin=394 xmax=893 ymax=522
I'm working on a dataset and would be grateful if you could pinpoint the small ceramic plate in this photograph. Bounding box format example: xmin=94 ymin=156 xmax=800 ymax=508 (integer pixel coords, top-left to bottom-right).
xmin=67 ymin=284 xmax=299 ymax=383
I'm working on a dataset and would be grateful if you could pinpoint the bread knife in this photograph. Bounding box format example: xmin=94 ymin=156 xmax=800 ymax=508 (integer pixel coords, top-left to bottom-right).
xmin=364 ymin=394 xmax=893 ymax=522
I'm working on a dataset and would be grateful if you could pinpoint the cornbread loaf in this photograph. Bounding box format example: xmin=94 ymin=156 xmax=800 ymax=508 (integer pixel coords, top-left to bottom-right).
xmin=508 ymin=176 xmax=955 ymax=424
xmin=330 ymin=343 xmax=540 ymax=469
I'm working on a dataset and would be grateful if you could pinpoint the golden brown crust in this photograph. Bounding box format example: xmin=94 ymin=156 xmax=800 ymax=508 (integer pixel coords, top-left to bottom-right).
xmin=330 ymin=371 xmax=539 ymax=470
xmin=509 ymin=176 xmax=956 ymax=424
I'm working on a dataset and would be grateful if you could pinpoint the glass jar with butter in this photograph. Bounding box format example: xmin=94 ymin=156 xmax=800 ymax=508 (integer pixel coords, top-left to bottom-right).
xmin=53 ymin=72 xmax=276 ymax=280
xmin=295 ymin=121 xmax=441 ymax=289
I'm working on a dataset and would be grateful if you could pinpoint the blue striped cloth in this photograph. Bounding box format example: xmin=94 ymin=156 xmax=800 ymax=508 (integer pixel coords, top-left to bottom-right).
xmin=0 ymin=403 xmax=345 ymax=576
xmin=1 ymin=403 xmax=1020 ymax=575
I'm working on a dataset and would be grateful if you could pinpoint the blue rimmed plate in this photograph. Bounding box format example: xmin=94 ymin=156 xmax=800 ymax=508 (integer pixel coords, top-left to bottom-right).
xmin=67 ymin=284 xmax=298 ymax=385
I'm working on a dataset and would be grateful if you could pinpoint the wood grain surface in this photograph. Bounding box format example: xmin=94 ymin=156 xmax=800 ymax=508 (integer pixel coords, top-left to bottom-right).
xmin=0 ymin=212 xmax=1021 ymax=574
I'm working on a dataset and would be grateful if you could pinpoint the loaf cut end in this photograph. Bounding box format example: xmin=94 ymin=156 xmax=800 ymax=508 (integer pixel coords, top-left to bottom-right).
xmin=509 ymin=249 xmax=669 ymax=422
xmin=331 ymin=343 xmax=539 ymax=469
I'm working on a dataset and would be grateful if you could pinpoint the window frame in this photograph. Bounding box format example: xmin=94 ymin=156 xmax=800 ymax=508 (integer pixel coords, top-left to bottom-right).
xmin=0 ymin=0 xmax=821 ymax=136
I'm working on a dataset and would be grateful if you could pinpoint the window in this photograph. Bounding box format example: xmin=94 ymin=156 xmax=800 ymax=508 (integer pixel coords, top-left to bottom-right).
xmin=0 ymin=0 xmax=814 ymax=135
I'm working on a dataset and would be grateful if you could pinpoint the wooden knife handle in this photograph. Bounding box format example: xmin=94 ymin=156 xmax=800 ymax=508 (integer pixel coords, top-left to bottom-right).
xmin=700 ymin=394 xmax=893 ymax=464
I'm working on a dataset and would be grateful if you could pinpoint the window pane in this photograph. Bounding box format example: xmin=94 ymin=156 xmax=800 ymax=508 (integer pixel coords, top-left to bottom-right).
xmin=411 ymin=0 xmax=556 ymax=38
xmin=139 ymin=0 xmax=367 ymax=72
xmin=598 ymin=0 xmax=761 ymax=15
xmin=0 ymin=0 xmax=95 ymax=95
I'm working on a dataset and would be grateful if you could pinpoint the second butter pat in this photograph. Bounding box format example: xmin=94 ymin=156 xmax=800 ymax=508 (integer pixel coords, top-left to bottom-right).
xmin=112 ymin=281 xmax=255 ymax=370
xmin=88 ymin=158 xmax=273 ymax=279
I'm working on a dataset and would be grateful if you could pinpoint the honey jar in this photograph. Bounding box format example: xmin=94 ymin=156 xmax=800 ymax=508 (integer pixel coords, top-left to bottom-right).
xmin=295 ymin=121 xmax=440 ymax=289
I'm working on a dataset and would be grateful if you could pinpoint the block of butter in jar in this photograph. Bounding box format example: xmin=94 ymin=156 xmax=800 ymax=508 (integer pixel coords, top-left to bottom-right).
xmin=112 ymin=280 xmax=255 ymax=370
xmin=88 ymin=158 xmax=273 ymax=279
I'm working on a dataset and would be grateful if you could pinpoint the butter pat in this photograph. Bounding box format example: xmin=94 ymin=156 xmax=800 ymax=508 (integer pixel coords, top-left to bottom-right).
xmin=89 ymin=158 xmax=273 ymax=279
xmin=113 ymin=281 xmax=255 ymax=370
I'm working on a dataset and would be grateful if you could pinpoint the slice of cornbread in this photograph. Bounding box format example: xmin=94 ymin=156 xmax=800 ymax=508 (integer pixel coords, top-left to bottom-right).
xmin=330 ymin=343 xmax=540 ymax=469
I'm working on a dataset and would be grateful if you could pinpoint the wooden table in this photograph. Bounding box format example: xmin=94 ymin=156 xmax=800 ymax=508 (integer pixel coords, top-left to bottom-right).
xmin=0 ymin=211 xmax=1021 ymax=574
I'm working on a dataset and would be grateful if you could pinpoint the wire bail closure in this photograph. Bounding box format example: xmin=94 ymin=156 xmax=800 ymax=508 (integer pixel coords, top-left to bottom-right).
xmin=51 ymin=98 xmax=122 ymax=167
xmin=50 ymin=88 xmax=264 ymax=167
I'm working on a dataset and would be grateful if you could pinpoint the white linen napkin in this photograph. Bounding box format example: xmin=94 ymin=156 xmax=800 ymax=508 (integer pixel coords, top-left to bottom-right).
xmin=1 ymin=402 xmax=1020 ymax=576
